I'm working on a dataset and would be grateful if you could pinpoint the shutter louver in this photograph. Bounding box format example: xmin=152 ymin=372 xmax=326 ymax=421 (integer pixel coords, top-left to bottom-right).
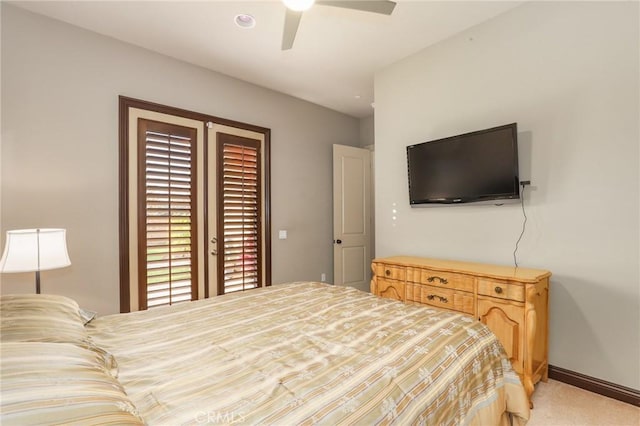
xmin=139 ymin=120 xmax=197 ymax=309
xmin=219 ymin=139 xmax=261 ymax=294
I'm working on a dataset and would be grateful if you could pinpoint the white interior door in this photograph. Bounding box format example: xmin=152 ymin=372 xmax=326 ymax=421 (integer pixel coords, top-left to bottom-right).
xmin=333 ymin=144 xmax=371 ymax=291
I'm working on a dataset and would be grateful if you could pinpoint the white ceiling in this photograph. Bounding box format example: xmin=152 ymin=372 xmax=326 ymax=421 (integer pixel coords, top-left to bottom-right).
xmin=12 ymin=1 xmax=523 ymax=118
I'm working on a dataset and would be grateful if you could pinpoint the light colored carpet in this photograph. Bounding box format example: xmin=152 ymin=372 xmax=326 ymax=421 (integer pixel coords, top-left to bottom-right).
xmin=527 ymin=379 xmax=639 ymax=426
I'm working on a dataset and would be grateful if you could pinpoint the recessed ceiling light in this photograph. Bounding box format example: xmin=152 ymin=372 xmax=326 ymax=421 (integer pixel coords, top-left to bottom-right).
xmin=235 ymin=14 xmax=256 ymax=29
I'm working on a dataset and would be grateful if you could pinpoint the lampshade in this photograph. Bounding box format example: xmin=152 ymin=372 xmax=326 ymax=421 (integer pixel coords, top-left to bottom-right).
xmin=0 ymin=229 xmax=71 ymax=273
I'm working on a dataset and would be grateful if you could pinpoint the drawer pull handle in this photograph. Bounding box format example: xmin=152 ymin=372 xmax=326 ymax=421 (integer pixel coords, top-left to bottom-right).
xmin=427 ymin=294 xmax=448 ymax=303
xmin=385 ymin=269 xmax=391 ymax=276
xmin=494 ymin=286 xmax=503 ymax=294
xmin=427 ymin=276 xmax=448 ymax=284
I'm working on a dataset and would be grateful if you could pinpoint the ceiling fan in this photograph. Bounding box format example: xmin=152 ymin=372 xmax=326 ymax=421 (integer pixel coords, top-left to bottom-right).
xmin=281 ymin=0 xmax=397 ymax=50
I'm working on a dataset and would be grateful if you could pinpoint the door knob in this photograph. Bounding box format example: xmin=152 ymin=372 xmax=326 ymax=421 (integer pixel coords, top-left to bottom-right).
xmin=335 ymin=239 xmax=342 ymax=244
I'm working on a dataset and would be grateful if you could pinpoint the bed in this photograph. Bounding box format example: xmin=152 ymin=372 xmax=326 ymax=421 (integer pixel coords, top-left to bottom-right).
xmin=1 ymin=282 xmax=529 ymax=425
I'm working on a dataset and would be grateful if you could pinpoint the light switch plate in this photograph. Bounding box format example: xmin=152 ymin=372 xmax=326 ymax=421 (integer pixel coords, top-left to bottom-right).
xmin=278 ymin=230 xmax=287 ymax=240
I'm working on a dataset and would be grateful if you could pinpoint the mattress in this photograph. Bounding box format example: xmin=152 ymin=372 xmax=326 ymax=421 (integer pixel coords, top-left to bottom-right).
xmin=85 ymin=282 xmax=530 ymax=425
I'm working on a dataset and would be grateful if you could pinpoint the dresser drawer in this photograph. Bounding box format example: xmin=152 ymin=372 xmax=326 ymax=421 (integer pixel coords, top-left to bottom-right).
xmin=418 ymin=269 xmax=474 ymax=293
xmin=376 ymin=278 xmax=405 ymax=302
xmin=478 ymin=279 xmax=525 ymax=302
xmin=376 ymin=264 xmax=406 ymax=281
xmin=406 ymin=282 xmax=475 ymax=315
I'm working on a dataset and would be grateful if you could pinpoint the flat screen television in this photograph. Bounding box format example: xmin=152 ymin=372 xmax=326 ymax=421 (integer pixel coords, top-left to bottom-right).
xmin=407 ymin=123 xmax=520 ymax=205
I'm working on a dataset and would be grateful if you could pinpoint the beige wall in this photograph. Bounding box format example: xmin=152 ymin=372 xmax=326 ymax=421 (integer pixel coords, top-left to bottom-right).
xmin=359 ymin=115 xmax=375 ymax=147
xmin=0 ymin=4 xmax=360 ymax=313
xmin=374 ymin=2 xmax=639 ymax=389
xmin=358 ymin=115 xmax=376 ymax=263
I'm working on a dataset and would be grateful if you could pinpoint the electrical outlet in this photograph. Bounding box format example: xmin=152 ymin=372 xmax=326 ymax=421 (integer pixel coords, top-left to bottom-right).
xmin=321 ymin=273 xmax=326 ymax=282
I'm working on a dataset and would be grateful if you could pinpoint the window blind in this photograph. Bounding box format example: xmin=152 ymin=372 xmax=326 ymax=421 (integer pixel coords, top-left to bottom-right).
xmin=138 ymin=119 xmax=198 ymax=309
xmin=218 ymin=137 xmax=261 ymax=294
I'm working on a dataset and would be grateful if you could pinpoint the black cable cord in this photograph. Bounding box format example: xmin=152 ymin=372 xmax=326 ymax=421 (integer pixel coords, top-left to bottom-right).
xmin=513 ymin=184 xmax=528 ymax=268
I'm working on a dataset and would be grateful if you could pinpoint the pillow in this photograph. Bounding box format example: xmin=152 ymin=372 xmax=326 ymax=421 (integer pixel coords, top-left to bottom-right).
xmin=0 ymin=341 xmax=144 ymax=425
xmin=0 ymin=293 xmax=88 ymax=343
xmin=0 ymin=294 xmax=117 ymax=376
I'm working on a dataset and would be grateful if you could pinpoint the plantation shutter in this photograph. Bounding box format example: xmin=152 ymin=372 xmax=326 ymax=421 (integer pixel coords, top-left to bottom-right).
xmin=218 ymin=134 xmax=262 ymax=294
xmin=138 ymin=119 xmax=198 ymax=309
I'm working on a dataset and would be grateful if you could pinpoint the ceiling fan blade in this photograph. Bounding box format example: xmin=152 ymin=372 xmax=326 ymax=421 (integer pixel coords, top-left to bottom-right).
xmin=282 ymin=9 xmax=303 ymax=50
xmin=316 ymin=1 xmax=396 ymax=15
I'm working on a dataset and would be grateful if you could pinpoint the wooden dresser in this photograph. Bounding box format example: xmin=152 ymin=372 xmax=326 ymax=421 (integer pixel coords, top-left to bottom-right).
xmin=371 ymin=256 xmax=551 ymax=404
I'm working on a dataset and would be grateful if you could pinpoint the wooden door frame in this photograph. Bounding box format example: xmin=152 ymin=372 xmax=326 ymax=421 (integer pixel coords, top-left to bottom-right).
xmin=118 ymin=96 xmax=271 ymax=313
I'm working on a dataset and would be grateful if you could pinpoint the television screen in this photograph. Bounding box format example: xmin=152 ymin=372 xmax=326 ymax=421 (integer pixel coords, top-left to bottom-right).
xmin=407 ymin=123 xmax=519 ymax=205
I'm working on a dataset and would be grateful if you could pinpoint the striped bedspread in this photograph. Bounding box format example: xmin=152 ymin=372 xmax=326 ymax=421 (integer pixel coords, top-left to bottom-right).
xmin=87 ymin=282 xmax=529 ymax=425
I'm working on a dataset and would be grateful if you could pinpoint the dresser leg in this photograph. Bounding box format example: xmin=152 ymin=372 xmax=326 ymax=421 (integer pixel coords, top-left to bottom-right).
xmin=523 ymin=376 xmax=535 ymax=407
xmin=524 ymin=287 xmax=537 ymax=406
xmin=542 ymin=364 xmax=549 ymax=382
